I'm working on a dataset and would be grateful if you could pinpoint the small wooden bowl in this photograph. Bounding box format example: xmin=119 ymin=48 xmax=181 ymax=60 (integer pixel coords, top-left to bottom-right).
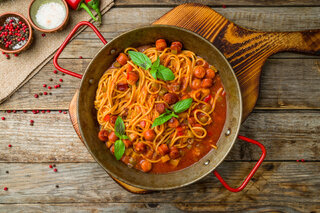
xmin=28 ymin=0 xmax=69 ymax=33
xmin=0 ymin=12 xmax=33 ymax=54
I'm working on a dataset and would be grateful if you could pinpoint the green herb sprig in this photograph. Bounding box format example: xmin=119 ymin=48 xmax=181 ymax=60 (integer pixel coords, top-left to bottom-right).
xmin=128 ymin=52 xmax=175 ymax=81
xmin=152 ymin=98 xmax=193 ymax=128
xmin=114 ymin=116 xmax=129 ymax=160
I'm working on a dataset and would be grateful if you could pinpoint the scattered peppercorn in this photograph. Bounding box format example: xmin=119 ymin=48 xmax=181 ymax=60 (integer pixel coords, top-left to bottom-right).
xmin=49 ymin=165 xmax=53 ymax=168
xmin=4 ymin=187 xmax=8 ymax=191
xmin=59 ymin=110 xmax=62 ymax=113
xmin=49 ymin=78 xmax=53 ymax=81
xmin=1 ymin=117 xmax=5 ymax=120
xmin=5 ymin=54 xmax=10 ymax=59
xmin=222 ymin=4 xmax=226 ymax=8
xmin=30 ymin=120 xmax=34 ymax=123
xmin=12 ymin=110 xmax=16 ymax=113
xmin=41 ymin=110 xmax=45 ymax=113
xmin=53 ymin=70 xmax=58 ymax=74
xmin=59 ymin=79 xmax=63 ymax=82
xmin=7 ymin=110 xmax=11 ymax=113
xmin=34 ymin=94 xmax=39 ymax=98
xmin=47 ymin=110 xmax=51 ymax=113
xmin=53 ymin=168 xmax=58 ymax=172
xmin=43 ymin=84 xmax=47 ymax=87
xmin=56 ymin=185 xmax=59 ymax=188
xmin=23 ymin=110 xmax=27 ymax=113
xmin=8 ymin=144 xmax=12 ymax=147
xmin=14 ymin=53 xmax=18 ymax=57
xmin=41 ymin=33 xmax=46 ymax=37
xmin=6 ymin=171 xmax=9 ymax=174
xmin=53 ymin=164 xmax=56 ymax=167
xmin=48 ymin=86 xmax=52 ymax=89
xmin=63 ymin=111 xmax=67 ymax=114
xmin=79 ymin=56 xmax=83 ymax=59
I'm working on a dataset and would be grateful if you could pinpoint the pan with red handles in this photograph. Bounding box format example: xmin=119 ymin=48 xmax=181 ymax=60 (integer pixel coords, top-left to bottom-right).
xmin=54 ymin=21 xmax=266 ymax=191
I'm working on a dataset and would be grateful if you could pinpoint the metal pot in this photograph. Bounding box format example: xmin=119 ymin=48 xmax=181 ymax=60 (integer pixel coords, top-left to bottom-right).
xmin=54 ymin=21 xmax=266 ymax=192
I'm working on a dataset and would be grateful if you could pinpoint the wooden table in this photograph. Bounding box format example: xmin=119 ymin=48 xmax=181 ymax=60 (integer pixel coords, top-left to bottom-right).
xmin=1 ymin=1 xmax=320 ymax=212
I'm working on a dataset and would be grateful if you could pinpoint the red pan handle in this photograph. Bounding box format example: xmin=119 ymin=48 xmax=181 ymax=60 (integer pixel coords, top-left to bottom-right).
xmin=53 ymin=21 xmax=107 ymax=79
xmin=213 ymin=135 xmax=266 ymax=192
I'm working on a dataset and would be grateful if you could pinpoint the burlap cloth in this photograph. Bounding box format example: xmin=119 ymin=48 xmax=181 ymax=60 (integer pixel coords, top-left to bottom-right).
xmin=0 ymin=0 xmax=114 ymax=104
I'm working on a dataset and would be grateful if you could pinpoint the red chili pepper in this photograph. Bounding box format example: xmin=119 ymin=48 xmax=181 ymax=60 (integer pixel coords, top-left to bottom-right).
xmin=65 ymin=0 xmax=98 ymax=22
xmin=204 ymin=94 xmax=212 ymax=103
xmin=85 ymin=0 xmax=102 ymax=25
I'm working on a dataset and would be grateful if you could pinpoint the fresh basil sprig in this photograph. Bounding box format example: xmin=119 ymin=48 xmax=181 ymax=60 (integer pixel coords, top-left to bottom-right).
xmin=114 ymin=116 xmax=128 ymax=160
xmin=128 ymin=52 xmax=175 ymax=81
xmin=152 ymin=98 xmax=193 ymax=128
xmin=128 ymin=51 xmax=152 ymax=70
xmin=150 ymin=57 xmax=175 ymax=81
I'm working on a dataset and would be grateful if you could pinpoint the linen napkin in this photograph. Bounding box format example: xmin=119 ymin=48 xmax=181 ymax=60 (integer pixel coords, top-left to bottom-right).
xmin=0 ymin=0 xmax=114 ymax=104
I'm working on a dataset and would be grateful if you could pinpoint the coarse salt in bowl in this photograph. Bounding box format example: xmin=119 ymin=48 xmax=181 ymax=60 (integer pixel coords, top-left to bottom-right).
xmin=28 ymin=0 xmax=69 ymax=33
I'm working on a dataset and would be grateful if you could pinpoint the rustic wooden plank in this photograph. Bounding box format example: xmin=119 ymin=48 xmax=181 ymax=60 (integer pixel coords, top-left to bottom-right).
xmin=60 ymin=38 xmax=320 ymax=59
xmin=0 ymin=111 xmax=318 ymax=162
xmin=0 ymin=202 xmax=319 ymax=213
xmin=115 ymin=0 xmax=320 ymax=7
xmin=76 ymin=7 xmax=320 ymax=40
xmin=0 ymin=58 xmax=319 ymax=110
xmin=0 ymin=203 xmax=181 ymax=213
xmin=0 ymin=162 xmax=319 ymax=210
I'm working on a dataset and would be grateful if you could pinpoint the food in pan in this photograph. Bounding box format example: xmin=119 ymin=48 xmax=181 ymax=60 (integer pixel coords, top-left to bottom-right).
xmin=95 ymin=39 xmax=226 ymax=173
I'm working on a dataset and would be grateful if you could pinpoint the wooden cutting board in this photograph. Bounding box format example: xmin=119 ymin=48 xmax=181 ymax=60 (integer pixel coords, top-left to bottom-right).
xmin=69 ymin=3 xmax=320 ymax=193
xmin=153 ymin=3 xmax=320 ymax=119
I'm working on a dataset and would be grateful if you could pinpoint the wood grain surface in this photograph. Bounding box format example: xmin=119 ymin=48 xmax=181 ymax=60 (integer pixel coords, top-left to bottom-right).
xmin=0 ymin=1 xmax=319 ymax=212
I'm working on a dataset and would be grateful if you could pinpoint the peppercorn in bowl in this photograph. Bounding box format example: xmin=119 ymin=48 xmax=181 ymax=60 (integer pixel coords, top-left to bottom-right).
xmin=0 ymin=12 xmax=33 ymax=54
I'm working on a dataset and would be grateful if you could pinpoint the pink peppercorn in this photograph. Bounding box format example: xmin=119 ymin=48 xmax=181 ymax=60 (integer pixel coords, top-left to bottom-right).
xmin=44 ymin=92 xmax=48 ymax=95
xmin=41 ymin=33 xmax=46 ymax=37
xmin=41 ymin=110 xmax=45 ymax=113
xmin=49 ymin=165 xmax=53 ymax=168
xmin=1 ymin=117 xmax=5 ymax=120
xmin=4 ymin=187 xmax=8 ymax=191
xmin=53 ymin=168 xmax=58 ymax=172
xmin=79 ymin=56 xmax=83 ymax=59
xmin=7 ymin=110 xmax=11 ymax=113
xmin=48 ymin=86 xmax=52 ymax=89
xmin=301 ymin=159 xmax=305 ymax=162
xmin=63 ymin=111 xmax=67 ymax=114
xmin=59 ymin=79 xmax=63 ymax=82
xmin=222 ymin=4 xmax=226 ymax=8
xmin=30 ymin=120 xmax=34 ymax=123
xmin=34 ymin=94 xmax=39 ymax=98
xmin=59 ymin=110 xmax=62 ymax=113
xmin=53 ymin=70 xmax=58 ymax=74
xmin=12 ymin=110 xmax=16 ymax=113
xmin=43 ymin=84 xmax=47 ymax=87
xmin=23 ymin=110 xmax=27 ymax=113
xmin=47 ymin=110 xmax=51 ymax=113
xmin=14 ymin=53 xmax=18 ymax=57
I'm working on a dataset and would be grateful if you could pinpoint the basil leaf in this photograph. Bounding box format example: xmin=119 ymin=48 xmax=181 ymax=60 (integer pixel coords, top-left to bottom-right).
xmin=150 ymin=57 xmax=160 ymax=79
xmin=115 ymin=131 xmax=122 ymax=138
xmin=173 ymin=98 xmax=193 ymax=114
xmin=157 ymin=65 xmax=175 ymax=81
xmin=114 ymin=140 xmax=125 ymax=160
xmin=115 ymin=116 xmax=125 ymax=136
xmin=128 ymin=51 xmax=152 ymax=70
xmin=119 ymin=135 xmax=129 ymax=140
xmin=150 ymin=68 xmax=157 ymax=80
xmin=151 ymin=111 xmax=174 ymax=128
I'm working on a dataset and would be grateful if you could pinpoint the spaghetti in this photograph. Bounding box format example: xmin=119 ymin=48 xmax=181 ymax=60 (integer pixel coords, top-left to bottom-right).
xmin=95 ymin=39 xmax=226 ymax=173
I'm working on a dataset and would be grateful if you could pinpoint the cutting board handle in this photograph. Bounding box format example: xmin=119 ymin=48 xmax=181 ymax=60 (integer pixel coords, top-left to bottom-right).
xmin=274 ymin=30 xmax=320 ymax=55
